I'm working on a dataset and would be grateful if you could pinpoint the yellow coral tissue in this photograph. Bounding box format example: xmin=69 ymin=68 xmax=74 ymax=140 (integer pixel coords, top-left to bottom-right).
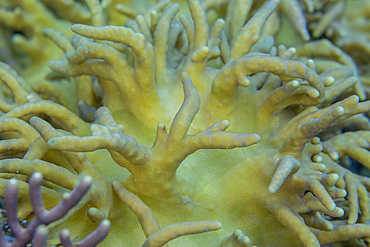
xmin=0 ymin=0 xmax=370 ymax=246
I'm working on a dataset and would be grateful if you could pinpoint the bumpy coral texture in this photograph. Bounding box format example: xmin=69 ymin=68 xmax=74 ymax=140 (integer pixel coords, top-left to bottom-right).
xmin=0 ymin=0 xmax=370 ymax=246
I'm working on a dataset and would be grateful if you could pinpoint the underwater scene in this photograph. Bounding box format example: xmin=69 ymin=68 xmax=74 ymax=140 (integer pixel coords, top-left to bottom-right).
xmin=0 ymin=0 xmax=369 ymax=246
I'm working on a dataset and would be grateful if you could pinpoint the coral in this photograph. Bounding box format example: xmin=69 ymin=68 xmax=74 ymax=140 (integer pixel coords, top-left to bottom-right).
xmin=0 ymin=172 xmax=110 ymax=247
xmin=305 ymin=0 xmax=370 ymax=98
xmin=0 ymin=0 xmax=369 ymax=246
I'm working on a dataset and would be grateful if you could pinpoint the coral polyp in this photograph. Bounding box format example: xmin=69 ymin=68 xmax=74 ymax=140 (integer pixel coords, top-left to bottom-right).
xmin=0 ymin=0 xmax=369 ymax=246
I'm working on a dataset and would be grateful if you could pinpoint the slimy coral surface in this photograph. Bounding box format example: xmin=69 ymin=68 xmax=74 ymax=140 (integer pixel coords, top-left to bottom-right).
xmin=0 ymin=0 xmax=370 ymax=246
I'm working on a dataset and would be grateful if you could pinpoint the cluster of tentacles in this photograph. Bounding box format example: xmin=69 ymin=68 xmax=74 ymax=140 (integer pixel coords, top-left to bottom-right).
xmin=0 ymin=0 xmax=369 ymax=246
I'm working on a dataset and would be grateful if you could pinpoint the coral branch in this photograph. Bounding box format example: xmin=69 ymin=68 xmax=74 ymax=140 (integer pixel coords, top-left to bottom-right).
xmin=229 ymin=0 xmax=280 ymax=60
xmin=0 ymin=173 xmax=106 ymax=247
xmin=207 ymin=18 xmax=225 ymax=60
xmin=141 ymin=221 xmax=222 ymax=247
xmin=219 ymin=229 xmax=254 ymax=247
xmin=268 ymin=155 xmax=301 ymax=193
xmin=296 ymin=40 xmax=365 ymax=100
xmin=280 ymin=0 xmax=310 ymax=40
xmin=168 ymin=72 xmax=200 ymax=140
xmin=114 ymin=181 xmax=221 ymax=247
xmin=153 ymin=3 xmax=180 ymax=78
xmin=187 ymin=0 xmax=209 ymax=50
xmin=0 ymin=159 xmax=78 ymax=190
xmin=0 ymin=62 xmax=34 ymax=112
xmin=311 ymin=1 xmax=345 ymax=39
xmin=113 ymin=182 xmax=160 ymax=237
xmin=269 ymin=203 xmax=320 ymax=247
xmin=59 ymin=220 xmax=110 ymax=247
xmin=224 ymin=0 xmax=253 ymax=42
xmin=47 ymin=115 xmax=149 ymax=166
xmin=123 ymin=72 xmax=260 ymax=196
xmin=2 ymin=100 xmax=89 ymax=135
xmin=326 ymin=131 xmax=370 ymax=170
xmin=71 ymin=24 xmax=155 ymax=90
xmin=301 ymin=211 xmax=333 ymax=231
xmin=280 ymin=106 xmax=345 ymax=158
xmin=210 ymin=54 xmax=325 ymax=108
xmin=259 ymin=80 xmax=321 ymax=114
xmin=315 ymin=224 xmax=370 ymax=245
xmin=42 ymin=28 xmax=74 ymax=53
xmin=0 ymin=118 xmax=39 ymax=153
xmin=279 ymin=95 xmax=370 ymax=143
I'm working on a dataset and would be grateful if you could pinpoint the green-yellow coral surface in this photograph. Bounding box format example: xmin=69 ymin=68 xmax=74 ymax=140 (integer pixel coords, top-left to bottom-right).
xmin=0 ymin=0 xmax=370 ymax=246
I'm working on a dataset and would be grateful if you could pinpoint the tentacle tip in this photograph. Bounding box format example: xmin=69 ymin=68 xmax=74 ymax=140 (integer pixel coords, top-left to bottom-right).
xmin=311 ymin=137 xmax=321 ymax=144
xmin=101 ymin=219 xmax=111 ymax=228
xmin=214 ymin=222 xmax=222 ymax=230
xmin=338 ymin=189 xmax=347 ymax=198
xmin=243 ymin=134 xmax=261 ymax=146
xmin=307 ymin=59 xmax=315 ymax=67
xmin=290 ymin=80 xmax=300 ymax=88
xmin=326 ymin=222 xmax=334 ymax=231
xmin=90 ymin=124 xmax=100 ymax=132
xmin=302 ymin=32 xmax=310 ymax=41
xmin=31 ymin=172 xmax=43 ymax=182
xmin=252 ymin=134 xmax=261 ymax=143
xmin=29 ymin=116 xmax=40 ymax=126
xmin=323 ymin=76 xmax=335 ymax=87
xmin=308 ymin=89 xmax=320 ymax=98
xmin=71 ymin=23 xmax=86 ymax=33
xmin=36 ymin=224 xmax=48 ymax=234
xmin=239 ymin=78 xmax=250 ymax=87
xmin=179 ymin=13 xmax=187 ymax=21
xmin=59 ymin=229 xmax=70 ymax=238
xmin=12 ymin=34 xmax=26 ymax=44
xmin=328 ymin=202 xmax=337 ymax=212
xmin=157 ymin=123 xmax=167 ymax=132
xmin=8 ymin=178 xmax=18 ymax=187
xmin=330 ymin=152 xmax=339 ymax=160
xmin=81 ymin=175 xmax=93 ymax=186
xmin=268 ymin=185 xmax=278 ymax=194
xmin=46 ymin=138 xmax=57 ymax=148
xmin=316 ymin=163 xmax=326 ymax=172
xmin=65 ymin=51 xmax=75 ymax=61
xmin=181 ymin=71 xmax=191 ymax=82
xmin=48 ymin=60 xmax=60 ymax=70
xmin=216 ymin=18 xmax=225 ymax=25
xmin=171 ymin=2 xmax=180 ymax=11
xmin=26 ymin=92 xmax=40 ymax=102
xmin=87 ymin=207 xmax=106 ymax=223
xmin=222 ymin=120 xmax=230 ymax=127
xmin=331 ymin=173 xmax=339 ymax=182
xmin=288 ymin=47 xmax=297 ymax=55
xmin=351 ymin=94 xmax=360 ymax=102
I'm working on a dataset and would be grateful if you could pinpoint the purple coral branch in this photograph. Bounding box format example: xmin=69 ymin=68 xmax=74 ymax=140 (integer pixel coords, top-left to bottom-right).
xmin=59 ymin=220 xmax=110 ymax=247
xmin=0 ymin=172 xmax=110 ymax=247
xmin=29 ymin=173 xmax=91 ymax=224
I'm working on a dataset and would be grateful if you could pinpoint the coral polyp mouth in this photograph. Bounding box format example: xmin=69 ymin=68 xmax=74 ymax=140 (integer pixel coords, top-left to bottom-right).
xmin=0 ymin=0 xmax=369 ymax=246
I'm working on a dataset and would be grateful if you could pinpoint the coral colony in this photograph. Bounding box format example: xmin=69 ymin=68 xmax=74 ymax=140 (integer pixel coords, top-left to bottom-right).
xmin=0 ymin=0 xmax=369 ymax=246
